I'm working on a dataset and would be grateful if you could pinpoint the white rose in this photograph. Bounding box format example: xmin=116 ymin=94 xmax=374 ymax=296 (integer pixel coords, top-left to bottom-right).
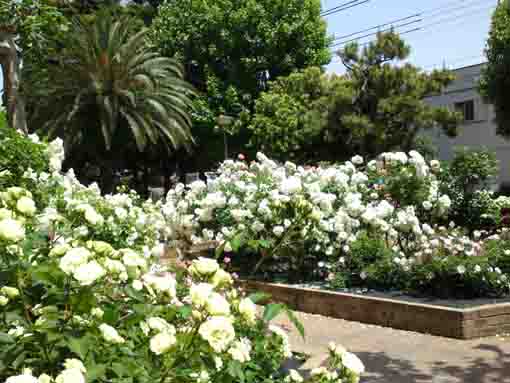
xmin=238 ymin=298 xmax=257 ymax=323
xmin=16 ymin=197 xmax=36 ymax=216
xmin=199 ymin=316 xmax=236 ymax=352
xmin=143 ymin=273 xmax=176 ymax=296
xmin=121 ymin=249 xmax=146 ymax=268
xmin=0 ymin=218 xmax=25 ymax=242
xmin=273 ymin=225 xmax=285 ymax=237
xmin=351 ymin=155 xmax=364 ymax=165
xmin=5 ymin=373 xmax=39 ymax=383
xmin=422 ymin=201 xmax=433 ymax=211
xmin=55 ymin=368 xmax=85 ymax=383
xmin=99 ymin=323 xmax=125 ymax=344
xmin=1 ymin=286 xmax=19 ymax=299
xmin=228 ymin=338 xmax=251 ymax=363
xmin=84 ymin=207 xmax=103 ymax=226
xmin=206 ymin=293 xmax=230 ymax=316
xmin=189 ymin=283 xmax=214 ymax=307
xmin=63 ymin=359 xmax=86 ymax=373
xmin=190 ymin=257 xmax=219 ymax=275
xmin=132 ymin=280 xmax=144 ymax=291
xmin=38 ymin=374 xmax=52 ymax=383
xmin=147 ymin=317 xmax=175 ymax=334
xmin=343 ymin=351 xmax=365 ymax=375
xmin=430 ymin=160 xmax=440 ymax=171
xmin=149 ymin=332 xmax=176 ymax=355
xmin=280 ymin=176 xmax=302 ymax=195
xmin=0 ymin=295 xmax=9 ymax=306
xmin=73 ymin=261 xmax=106 ymax=286
xmin=59 ymin=247 xmax=91 ymax=275
xmin=211 ymin=269 xmax=233 ymax=287
xmin=91 ymin=308 xmax=104 ymax=319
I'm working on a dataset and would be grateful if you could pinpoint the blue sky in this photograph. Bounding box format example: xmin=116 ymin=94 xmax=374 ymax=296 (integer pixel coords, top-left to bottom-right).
xmin=324 ymin=0 xmax=496 ymax=73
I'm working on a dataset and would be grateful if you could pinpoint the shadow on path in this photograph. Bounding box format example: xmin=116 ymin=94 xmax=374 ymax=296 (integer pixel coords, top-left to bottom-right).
xmin=430 ymin=343 xmax=510 ymax=383
xmin=285 ymin=343 xmax=510 ymax=383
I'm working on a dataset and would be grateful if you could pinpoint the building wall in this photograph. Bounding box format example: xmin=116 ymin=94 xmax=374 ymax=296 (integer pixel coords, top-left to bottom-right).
xmin=423 ymin=63 xmax=510 ymax=189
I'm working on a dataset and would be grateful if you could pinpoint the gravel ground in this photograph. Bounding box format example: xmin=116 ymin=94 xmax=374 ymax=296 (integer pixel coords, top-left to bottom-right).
xmin=273 ymin=310 xmax=510 ymax=383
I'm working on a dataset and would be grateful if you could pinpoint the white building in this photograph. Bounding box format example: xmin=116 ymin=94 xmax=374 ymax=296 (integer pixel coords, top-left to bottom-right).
xmin=423 ymin=63 xmax=510 ymax=189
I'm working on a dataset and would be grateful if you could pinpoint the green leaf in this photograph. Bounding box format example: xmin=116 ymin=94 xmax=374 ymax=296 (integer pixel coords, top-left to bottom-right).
xmin=227 ymin=360 xmax=244 ymax=382
xmin=262 ymin=303 xmax=285 ymax=322
xmin=248 ymin=292 xmax=270 ymax=304
xmin=231 ymin=235 xmax=242 ymax=252
xmin=259 ymin=240 xmax=270 ymax=249
xmin=285 ymin=308 xmax=305 ymax=340
xmin=0 ymin=332 xmax=15 ymax=344
xmin=86 ymin=363 xmax=107 ymax=382
xmin=67 ymin=336 xmax=90 ymax=359
xmin=178 ymin=305 xmax=192 ymax=319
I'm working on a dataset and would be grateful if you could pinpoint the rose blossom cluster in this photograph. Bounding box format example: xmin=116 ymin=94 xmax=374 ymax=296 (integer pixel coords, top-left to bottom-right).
xmin=0 ymin=133 xmax=364 ymax=383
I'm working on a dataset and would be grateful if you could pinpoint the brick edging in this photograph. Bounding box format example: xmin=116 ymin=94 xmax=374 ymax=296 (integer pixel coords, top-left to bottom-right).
xmin=239 ymin=280 xmax=510 ymax=339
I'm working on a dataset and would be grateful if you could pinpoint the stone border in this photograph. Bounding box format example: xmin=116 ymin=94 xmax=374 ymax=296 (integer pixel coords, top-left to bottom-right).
xmin=240 ymin=280 xmax=510 ymax=339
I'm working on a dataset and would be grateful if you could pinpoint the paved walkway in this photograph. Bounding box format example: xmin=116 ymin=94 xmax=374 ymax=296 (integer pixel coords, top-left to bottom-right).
xmin=274 ymin=311 xmax=510 ymax=383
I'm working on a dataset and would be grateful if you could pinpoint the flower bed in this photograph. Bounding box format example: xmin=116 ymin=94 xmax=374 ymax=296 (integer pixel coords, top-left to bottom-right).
xmin=164 ymin=151 xmax=510 ymax=299
xmin=0 ymin=131 xmax=364 ymax=383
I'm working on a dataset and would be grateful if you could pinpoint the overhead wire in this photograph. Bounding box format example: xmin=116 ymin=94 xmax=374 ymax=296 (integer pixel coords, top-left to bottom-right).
xmin=331 ymin=13 xmax=422 ymax=41
xmin=321 ymin=0 xmax=371 ymax=17
xmin=330 ymin=0 xmax=497 ymax=48
xmin=330 ymin=19 xmax=423 ymax=47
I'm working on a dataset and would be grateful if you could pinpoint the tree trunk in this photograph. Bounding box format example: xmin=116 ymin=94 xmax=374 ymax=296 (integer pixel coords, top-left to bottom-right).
xmin=0 ymin=31 xmax=27 ymax=134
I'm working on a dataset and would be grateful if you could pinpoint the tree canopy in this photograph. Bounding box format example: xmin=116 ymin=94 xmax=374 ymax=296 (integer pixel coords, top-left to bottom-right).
xmin=480 ymin=1 xmax=510 ymax=137
xmin=151 ymin=0 xmax=332 ymax=101
xmin=248 ymin=32 xmax=460 ymax=163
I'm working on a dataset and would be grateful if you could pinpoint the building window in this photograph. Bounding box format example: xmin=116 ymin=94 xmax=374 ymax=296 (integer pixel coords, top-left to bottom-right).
xmin=455 ymin=100 xmax=475 ymax=121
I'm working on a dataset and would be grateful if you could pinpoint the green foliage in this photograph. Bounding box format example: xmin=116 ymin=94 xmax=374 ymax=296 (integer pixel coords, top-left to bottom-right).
xmin=336 ymin=232 xmax=395 ymax=287
xmin=480 ymin=1 xmax=510 ymax=137
xmin=248 ymin=32 xmax=460 ymax=163
xmin=440 ymin=148 xmax=500 ymax=231
xmin=152 ymin=0 xmax=332 ymax=100
xmin=0 ymin=0 xmax=68 ymax=56
xmin=33 ymin=13 xmax=195 ymax=154
xmin=0 ymin=113 xmax=49 ymax=189
xmin=248 ymin=67 xmax=347 ymax=162
xmin=151 ymin=0 xmax=332 ymax=171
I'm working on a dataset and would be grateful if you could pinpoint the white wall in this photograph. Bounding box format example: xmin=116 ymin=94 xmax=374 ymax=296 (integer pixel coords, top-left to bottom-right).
xmin=423 ymin=64 xmax=510 ymax=188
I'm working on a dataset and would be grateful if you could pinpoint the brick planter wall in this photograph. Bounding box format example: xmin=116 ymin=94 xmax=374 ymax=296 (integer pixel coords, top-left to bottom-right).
xmin=240 ymin=280 xmax=510 ymax=339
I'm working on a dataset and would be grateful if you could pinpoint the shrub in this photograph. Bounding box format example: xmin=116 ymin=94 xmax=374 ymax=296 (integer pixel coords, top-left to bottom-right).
xmin=440 ymin=147 xmax=500 ymax=231
xmin=0 ymin=115 xmax=52 ymax=190
xmin=165 ymin=151 xmax=510 ymax=299
xmin=0 ymin=134 xmax=364 ymax=383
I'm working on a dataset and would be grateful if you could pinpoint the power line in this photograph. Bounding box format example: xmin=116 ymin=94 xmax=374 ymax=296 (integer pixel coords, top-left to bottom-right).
xmin=330 ymin=1 xmax=496 ymax=48
xmin=321 ymin=0 xmax=370 ymax=17
xmin=330 ymin=18 xmax=422 ymax=47
xmin=331 ymin=13 xmax=422 ymax=41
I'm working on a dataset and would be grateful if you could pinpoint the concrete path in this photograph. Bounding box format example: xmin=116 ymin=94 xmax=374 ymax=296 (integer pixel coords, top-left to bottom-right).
xmin=274 ymin=311 xmax=510 ymax=383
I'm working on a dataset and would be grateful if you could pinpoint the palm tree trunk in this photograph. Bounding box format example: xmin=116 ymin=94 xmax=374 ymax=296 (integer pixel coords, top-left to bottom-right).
xmin=0 ymin=30 xmax=27 ymax=133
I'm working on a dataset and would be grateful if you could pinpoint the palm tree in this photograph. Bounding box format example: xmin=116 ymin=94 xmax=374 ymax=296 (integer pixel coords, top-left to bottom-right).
xmin=34 ymin=14 xmax=194 ymax=191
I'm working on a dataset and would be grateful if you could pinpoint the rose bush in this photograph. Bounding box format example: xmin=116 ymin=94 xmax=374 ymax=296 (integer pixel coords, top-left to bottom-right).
xmin=164 ymin=151 xmax=510 ymax=298
xmin=0 ymin=130 xmax=363 ymax=383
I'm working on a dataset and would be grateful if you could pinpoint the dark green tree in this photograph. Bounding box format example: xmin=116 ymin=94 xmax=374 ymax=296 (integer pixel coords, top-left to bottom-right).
xmin=32 ymin=14 xmax=195 ymax=191
xmin=480 ymin=1 xmax=510 ymax=137
xmin=151 ymin=0 xmax=331 ymax=97
xmin=150 ymin=0 xmax=332 ymax=170
xmin=249 ymin=32 xmax=460 ymax=162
